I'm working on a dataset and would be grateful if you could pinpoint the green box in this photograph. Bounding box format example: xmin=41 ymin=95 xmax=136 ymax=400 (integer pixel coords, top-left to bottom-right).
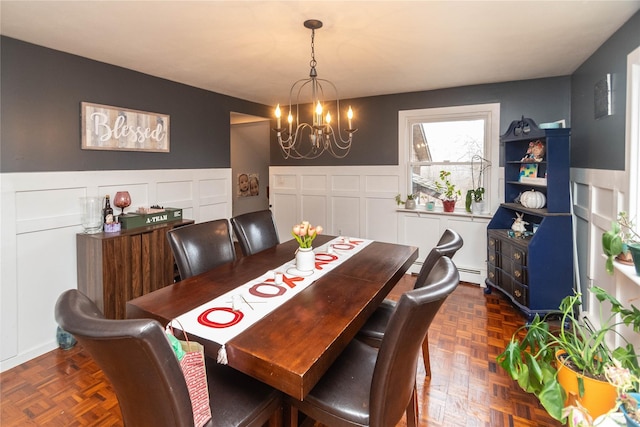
xmin=119 ymin=208 xmax=183 ymax=230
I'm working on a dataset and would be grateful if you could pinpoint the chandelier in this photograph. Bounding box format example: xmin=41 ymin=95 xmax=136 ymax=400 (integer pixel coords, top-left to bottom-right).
xmin=274 ymin=19 xmax=357 ymax=159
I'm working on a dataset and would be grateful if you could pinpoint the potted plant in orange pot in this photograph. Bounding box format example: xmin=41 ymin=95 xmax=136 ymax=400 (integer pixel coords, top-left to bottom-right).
xmin=497 ymin=287 xmax=640 ymax=423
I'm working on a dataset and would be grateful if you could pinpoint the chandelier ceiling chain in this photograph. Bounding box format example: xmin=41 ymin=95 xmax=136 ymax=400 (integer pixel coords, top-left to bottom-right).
xmin=274 ymin=19 xmax=357 ymax=160
xmin=309 ymin=23 xmax=317 ymax=71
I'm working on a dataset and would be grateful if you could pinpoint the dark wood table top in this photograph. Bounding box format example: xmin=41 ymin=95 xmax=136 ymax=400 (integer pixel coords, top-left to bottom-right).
xmin=126 ymin=235 xmax=418 ymax=400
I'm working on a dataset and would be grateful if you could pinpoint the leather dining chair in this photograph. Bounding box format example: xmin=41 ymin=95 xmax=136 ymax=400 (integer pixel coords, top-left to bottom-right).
xmin=167 ymin=219 xmax=236 ymax=280
xmin=231 ymin=209 xmax=280 ymax=256
xmin=357 ymin=228 xmax=463 ymax=377
xmin=55 ymin=289 xmax=283 ymax=427
xmin=285 ymin=257 xmax=460 ymax=427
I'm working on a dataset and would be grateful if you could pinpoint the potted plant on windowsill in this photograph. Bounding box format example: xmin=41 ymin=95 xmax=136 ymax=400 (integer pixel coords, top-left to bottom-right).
xmin=465 ymin=154 xmax=490 ymax=214
xmin=435 ymin=170 xmax=461 ymax=212
xmin=602 ymin=211 xmax=640 ymax=276
xmin=465 ymin=187 xmax=485 ymax=214
xmin=395 ymin=193 xmax=417 ymax=210
xmin=497 ymin=286 xmax=640 ymax=423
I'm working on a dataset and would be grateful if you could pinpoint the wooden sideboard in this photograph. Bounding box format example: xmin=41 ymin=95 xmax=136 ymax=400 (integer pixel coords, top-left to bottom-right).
xmin=76 ymin=219 xmax=194 ymax=319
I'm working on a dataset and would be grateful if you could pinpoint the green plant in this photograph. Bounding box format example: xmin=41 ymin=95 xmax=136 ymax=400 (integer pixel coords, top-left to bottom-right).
xmin=465 ymin=154 xmax=490 ymax=212
xmin=395 ymin=193 xmax=416 ymax=206
xmin=465 ymin=187 xmax=485 ymax=212
xmin=435 ymin=170 xmax=461 ymax=201
xmin=496 ymin=286 xmax=640 ymax=422
xmin=606 ymin=360 xmax=640 ymax=423
xmin=602 ymin=211 xmax=640 ymax=274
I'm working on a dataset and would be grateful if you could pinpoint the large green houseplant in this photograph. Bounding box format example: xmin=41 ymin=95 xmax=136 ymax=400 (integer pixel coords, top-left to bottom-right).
xmin=497 ymin=286 xmax=640 ymax=422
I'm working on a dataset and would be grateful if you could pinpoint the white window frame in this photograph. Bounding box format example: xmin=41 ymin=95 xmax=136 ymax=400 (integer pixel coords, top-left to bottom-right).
xmin=398 ymin=103 xmax=501 ymax=213
xmin=625 ymin=46 xmax=639 ymax=226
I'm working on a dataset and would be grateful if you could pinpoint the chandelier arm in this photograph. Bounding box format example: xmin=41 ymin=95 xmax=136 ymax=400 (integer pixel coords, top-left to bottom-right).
xmin=277 ymin=123 xmax=325 ymax=160
xmin=323 ymin=133 xmax=352 ymax=159
xmin=290 ymin=78 xmax=314 ymax=125
xmin=325 ymin=125 xmax=353 ymax=151
xmin=315 ymin=78 xmax=357 ymax=142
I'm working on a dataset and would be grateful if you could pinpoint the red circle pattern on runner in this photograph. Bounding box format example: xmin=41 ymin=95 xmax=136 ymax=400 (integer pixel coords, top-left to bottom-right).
xmin=315 ymin=253 xmax=339 ymax=262
xmin=331 ymin=243 xmax=354 ymax=250
xmin=249 ymin=283 xmax=287 ymax=298
xmin=198 ymin=307 xmax=244 ymax=329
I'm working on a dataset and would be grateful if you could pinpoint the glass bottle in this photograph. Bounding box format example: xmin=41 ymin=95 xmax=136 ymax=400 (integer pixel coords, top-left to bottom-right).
xmin=103 ymin=195 xmax=114 ymax=225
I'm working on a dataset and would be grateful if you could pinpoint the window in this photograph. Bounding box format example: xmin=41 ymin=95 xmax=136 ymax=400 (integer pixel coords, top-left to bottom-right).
xmin=399 ymin=104 xmax=500 ymax=211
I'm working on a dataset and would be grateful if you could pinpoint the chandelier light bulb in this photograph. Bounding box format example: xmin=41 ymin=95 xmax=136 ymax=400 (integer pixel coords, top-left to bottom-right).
xmin=348 ymin=106 xmax=354 ymax=130
xmin=275 ymin=104 xmax=281 ymax=128
xmin=315 ymin=101 xmax=323 ymax=125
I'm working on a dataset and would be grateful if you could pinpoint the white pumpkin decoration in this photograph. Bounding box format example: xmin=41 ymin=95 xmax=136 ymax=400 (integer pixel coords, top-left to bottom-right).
xmin=520 ymin=190 xmax=546 ymax=209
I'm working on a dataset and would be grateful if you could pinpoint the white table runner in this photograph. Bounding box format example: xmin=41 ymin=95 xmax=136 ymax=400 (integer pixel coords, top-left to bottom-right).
xmin=173 ymin=236 xmax=372 ymax=363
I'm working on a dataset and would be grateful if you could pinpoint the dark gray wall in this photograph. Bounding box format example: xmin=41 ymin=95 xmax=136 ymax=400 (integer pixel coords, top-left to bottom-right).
xmin=4 ymin=6 xmax=638 ymax=173
xmin=1 ymin=36 xmax=571 ymax=173
xmin=270 ymin=77 xmax=572 ymax=166
xmin=570 ymin=11 xmax=640 ymax=170
xmin=0 ymin=36 xmax=272 ymax=172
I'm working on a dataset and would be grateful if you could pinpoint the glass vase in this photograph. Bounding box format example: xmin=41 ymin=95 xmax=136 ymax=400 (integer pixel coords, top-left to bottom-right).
xmin=80 ymin=196 xmax=103 ymax=234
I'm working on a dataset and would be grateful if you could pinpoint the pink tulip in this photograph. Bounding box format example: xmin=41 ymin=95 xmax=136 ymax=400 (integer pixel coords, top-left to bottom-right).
xmin=316 ymin=225 xmax=323 ymax=234
xmin=293 ymin=225 xmax=301 ymax=235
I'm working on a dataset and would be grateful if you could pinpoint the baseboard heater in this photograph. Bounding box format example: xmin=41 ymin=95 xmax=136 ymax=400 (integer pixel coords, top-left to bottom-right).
xmin=412 ymin=261 xmax=482 ymax=276
xmin=458 ymin=267 xmax=482 ymax=275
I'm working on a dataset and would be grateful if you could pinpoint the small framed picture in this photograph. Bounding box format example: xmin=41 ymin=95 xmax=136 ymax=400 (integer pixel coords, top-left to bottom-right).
xmin=238 ymin=173 xmax=259 ymax=197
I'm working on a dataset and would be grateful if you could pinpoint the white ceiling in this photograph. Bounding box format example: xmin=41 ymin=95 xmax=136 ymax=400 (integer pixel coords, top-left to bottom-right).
xmin=1 ymin=1 xmax=639 ymax=107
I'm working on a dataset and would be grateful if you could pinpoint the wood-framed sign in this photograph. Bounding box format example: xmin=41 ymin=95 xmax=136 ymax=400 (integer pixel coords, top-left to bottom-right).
xmin=81 ymin=102 xmax=170 ymax=152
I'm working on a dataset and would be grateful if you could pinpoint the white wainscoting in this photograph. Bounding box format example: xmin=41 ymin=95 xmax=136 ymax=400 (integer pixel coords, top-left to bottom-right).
xmin=270 ymin=166 xmax=490 ymax=285
xmin=398 ymin=210 xmax=490 ymax=284
xmin=0 ymin=168 xmax=231 ymax=372
xmin=571 ymin=167 xmax=639 ymax=350
xmin=270 ymin=166 xmax=403 ymax=244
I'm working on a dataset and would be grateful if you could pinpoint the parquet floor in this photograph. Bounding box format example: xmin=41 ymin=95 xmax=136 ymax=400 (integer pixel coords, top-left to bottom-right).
xmin=0 ymin=278 xmax=562 ymax=426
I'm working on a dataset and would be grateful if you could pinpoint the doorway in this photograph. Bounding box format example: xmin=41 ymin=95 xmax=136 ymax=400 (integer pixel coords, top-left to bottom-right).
xmin=230 ymin=113 xmax=271 ymax=217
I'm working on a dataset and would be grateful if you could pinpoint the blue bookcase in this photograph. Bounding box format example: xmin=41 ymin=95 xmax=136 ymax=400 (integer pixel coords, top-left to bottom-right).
xmin=485 ymin=118 xmax=573 ymax=321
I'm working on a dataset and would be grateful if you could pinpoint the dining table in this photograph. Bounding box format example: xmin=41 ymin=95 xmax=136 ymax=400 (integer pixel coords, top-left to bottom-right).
xmin=126 ymin=234 xmax=418 ymax=400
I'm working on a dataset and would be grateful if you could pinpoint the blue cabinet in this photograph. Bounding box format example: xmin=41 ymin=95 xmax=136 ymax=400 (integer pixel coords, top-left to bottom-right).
xmin=486 ymin=118 xmax=573 ymax=321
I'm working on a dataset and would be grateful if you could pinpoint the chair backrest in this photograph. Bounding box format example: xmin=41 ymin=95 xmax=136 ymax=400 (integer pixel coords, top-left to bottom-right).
xmin=167 ymin=219 xmax=236 ymax=279
xmin=54 ymin=289 xmax=194 ymax=427
xmin=231 ymin=210 xmax=280 ymax=256
xmin=414 ymin=228 xmax=463 ymax=289
xmin=370 ymin=256 xmax=460 ymax=427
